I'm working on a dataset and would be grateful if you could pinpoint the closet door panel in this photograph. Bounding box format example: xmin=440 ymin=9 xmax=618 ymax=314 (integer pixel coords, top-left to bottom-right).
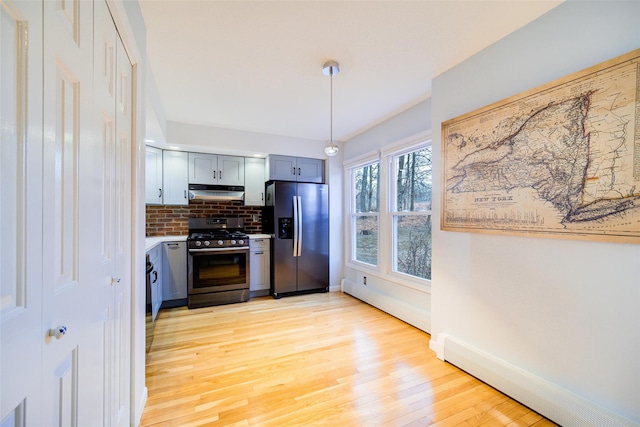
xmin=42 ymin=0 xmax=104 ymax=424
xmin=0 ymin=1 xmax=44 ymax=425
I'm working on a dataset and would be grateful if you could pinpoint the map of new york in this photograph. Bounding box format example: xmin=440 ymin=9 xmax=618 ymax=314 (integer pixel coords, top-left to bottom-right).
xmin=442 ymin=49 xmax=640 ymax=242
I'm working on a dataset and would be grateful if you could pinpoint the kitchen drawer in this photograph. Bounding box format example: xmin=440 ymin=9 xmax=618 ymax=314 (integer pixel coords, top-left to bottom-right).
xmin=249 ymin=238 xmax=270 ymax=251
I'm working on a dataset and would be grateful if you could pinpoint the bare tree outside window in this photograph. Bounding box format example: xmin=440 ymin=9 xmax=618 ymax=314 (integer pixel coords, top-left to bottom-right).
xmin=355 ymin=163 xmax=379 ymax=213
xmin=395 ymin=147 xmax=432 ymax=212
xmin=353 ymin=163 xmax=379 ymax=266
xmin=393 ymin=146 xmax=432 ymax=280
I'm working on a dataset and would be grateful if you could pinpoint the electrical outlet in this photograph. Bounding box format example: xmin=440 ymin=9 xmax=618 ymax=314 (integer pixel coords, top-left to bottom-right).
xmin=363 ymin=276 xmax=367 ymax=285
xmin=252 ymin=214 xmax=260 ymax=222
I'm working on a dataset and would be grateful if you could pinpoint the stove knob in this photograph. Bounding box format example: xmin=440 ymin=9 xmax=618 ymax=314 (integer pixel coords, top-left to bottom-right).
xmin=231 ymin=240 xmax=237 ymax=245
xmin=217 ymin=240 xmax=224 ymax=246
xmin=195 ymin=241 xmax=202 ymax=247
xmin=204 ymin=241 xmax=210 ymax=246
xmin=238 ymin=239 xmax=245 ymax=245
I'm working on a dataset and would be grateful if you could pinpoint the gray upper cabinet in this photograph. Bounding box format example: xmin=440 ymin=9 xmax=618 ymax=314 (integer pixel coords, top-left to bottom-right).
xmin=244 ymin=157 xmax=266 ymax=206
xmin=189 ymin=152 xmax=245 ymax=186
xmin=296 ymin=157 xmax=324 ymax=183
xmin=145 ymin=146 xmax=163 ymax=205
xmin=267 ymin=155 xmax=324 ymax=183
xmin=162 ymin=150 xmax=189 ymax=205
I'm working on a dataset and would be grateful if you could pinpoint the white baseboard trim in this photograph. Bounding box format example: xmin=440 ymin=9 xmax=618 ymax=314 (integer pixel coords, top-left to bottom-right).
xmin=437 ymin=334 xmax=639 ymax=427
xmin=428 ymin=332 xmax=447 ymax=360
xmin=134 ymin=386 xmax=148 ymax=427
xmin=341 ymin=278 xmax=430 ymax=333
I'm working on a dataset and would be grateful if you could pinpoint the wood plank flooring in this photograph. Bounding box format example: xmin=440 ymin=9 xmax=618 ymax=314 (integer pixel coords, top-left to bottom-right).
xmin=140 ymin=292 xmax=557 ymax=427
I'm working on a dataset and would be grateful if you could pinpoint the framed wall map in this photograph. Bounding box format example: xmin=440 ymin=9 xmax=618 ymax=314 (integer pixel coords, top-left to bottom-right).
xmin=441 ymin=49 xmax=640 ymax=243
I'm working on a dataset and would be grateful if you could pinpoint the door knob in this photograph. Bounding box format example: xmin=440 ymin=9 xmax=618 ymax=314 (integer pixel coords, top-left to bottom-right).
xmin=112 ymin=277 xmax=121 ymax=284
xmin=49 ymin=325 xmax=67 ymax=340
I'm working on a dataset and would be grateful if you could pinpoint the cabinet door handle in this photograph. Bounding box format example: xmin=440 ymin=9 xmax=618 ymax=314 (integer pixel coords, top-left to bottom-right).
xmin=254 ymin=251 xmax=264 ymax=255
xmin=292 ymin=167 xmax=296 ymax=176
xmin=184 ymin=190 xmax=187 ymax=199
xmin=158 ymin=188 xmax=162 ymax=198
xmin=255 ymin=239 xmax=263 ymax=242
xmin=261 ymin=192 xmax=263 ymax=201
xmin=298 ymin=167 xmax=301 ymax=175
xmin=219 ymin=170 xmax=222 ymax=180
xmin=213 ymin=170 xmax=216 ymax=179
xmin=152 ymin=271 xmax=158 ymax=283
xmin=167 ymin=243 xmax=179 ymax=247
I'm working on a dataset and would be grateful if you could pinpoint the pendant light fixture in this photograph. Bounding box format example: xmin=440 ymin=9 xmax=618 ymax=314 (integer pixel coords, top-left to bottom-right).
xmin=323 ymin=60 xmax=340 ymax=157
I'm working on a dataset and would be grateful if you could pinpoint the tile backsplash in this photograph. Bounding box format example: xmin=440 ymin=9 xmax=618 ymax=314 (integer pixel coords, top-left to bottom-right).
xmin=146 ymin=200 xmax=262 ymax=236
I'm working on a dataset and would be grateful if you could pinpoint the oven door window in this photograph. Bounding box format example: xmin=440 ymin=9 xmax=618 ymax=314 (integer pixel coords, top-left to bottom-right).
xmin=191 ymin=251 xmax=248 ymax=288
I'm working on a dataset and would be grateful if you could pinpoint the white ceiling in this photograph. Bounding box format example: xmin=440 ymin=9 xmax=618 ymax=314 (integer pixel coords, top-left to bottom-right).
xmin=139 ymin=0 xmax=563 ymax=145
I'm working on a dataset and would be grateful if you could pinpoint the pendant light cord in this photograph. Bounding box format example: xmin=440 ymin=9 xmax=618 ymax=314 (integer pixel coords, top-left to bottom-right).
xmin=322 ymin=60 xmax=339 ymax=156
xmin=330 ymin=71 xmax=333 ymax=145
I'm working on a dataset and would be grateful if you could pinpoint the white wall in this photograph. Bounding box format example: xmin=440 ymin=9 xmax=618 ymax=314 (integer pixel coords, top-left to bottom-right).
xmin=166 ymin=120 xmax=345 ymax=292
xmin=431 ymin=1 xmax=640 ymax=425
xmin=342 ymin=99 xmax=432 ymax=332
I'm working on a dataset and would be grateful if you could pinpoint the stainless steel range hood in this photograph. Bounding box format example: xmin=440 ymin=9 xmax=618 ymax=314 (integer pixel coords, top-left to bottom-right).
xmin=188 ymin=184 xmax=244 ymax=202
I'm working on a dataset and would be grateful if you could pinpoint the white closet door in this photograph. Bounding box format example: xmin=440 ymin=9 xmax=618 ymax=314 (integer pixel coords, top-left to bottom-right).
xmin=1 ymin=1 xmax=135 ymax=425
xmin=112 ymin=24 xmax=133 ymax=427
xmin=41 ymin=0 xmax=109 ymax=424
xmin=94 ymin=0 xmax=133 ymax=425
xmin=0 ymin=0 xmax=44 ymax=425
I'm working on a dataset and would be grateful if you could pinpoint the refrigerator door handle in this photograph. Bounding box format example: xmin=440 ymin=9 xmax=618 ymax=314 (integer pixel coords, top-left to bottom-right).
xmin=297 ymin=196 xmax=303 ymax=257
xmin=293 ymin=195 xmax=299 ymax=257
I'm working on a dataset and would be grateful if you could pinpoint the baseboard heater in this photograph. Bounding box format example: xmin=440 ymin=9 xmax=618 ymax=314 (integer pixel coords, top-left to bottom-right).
xmin=432 ymin=334 xmax=638 ymax=427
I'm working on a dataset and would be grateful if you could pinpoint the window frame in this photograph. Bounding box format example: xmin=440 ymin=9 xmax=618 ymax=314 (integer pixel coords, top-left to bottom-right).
xmin=384 ymin=140 xmax=433 ymax=285
xmin=344 ymin=132 xmax=432 ymax=290
xmin=347 ymin=157 xmax=381 ymax=269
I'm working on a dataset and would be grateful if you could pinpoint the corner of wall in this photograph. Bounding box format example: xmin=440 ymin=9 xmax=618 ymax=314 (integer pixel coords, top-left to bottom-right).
xmin=428 ymin=333 xmax=448 ymax=361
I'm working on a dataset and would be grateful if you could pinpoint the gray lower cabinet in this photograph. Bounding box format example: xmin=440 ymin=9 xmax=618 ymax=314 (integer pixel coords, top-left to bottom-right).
xmin=147 ymin=245 xmax=163 ymax=322
xmin=162 ymin=242 xmax=187 ymax=307
xmin=249 ymin=238 xmax=270 ymax=297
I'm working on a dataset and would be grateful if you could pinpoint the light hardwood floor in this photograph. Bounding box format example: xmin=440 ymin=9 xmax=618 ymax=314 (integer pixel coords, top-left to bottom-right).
xmin=141 ymin=292 xmax=557 ymax=427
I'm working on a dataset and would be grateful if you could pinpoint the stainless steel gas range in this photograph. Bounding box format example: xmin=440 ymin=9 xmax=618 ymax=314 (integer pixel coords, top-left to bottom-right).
xmin=187 ymin=217 xmax=250 ymax=308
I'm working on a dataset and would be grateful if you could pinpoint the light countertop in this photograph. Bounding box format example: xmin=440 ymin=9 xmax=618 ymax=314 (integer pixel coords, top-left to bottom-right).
xmin=145 ymin=235 xmax=187 ymax=252
xmin=248 ymin=234 xmax=272 ymax=239
xmin=145 ymin=234 xmax=271 ymax=252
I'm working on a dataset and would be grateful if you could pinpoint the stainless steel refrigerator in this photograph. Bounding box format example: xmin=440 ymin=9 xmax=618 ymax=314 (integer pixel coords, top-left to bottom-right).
xmin=264 ymin=181 xmax=329 ymax=298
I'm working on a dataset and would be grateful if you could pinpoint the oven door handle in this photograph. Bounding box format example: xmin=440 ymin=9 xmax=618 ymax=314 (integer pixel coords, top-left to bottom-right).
xmin=189 ymin=247 xmax=249 ymax=253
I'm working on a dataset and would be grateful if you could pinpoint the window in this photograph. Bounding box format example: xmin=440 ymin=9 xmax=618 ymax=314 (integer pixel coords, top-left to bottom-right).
xmin=390 ymin=146 xmax=432 ymax=280
xmin=351 ymin=162 xmax=379 ymax=266
xmin=345 ymin=136 xmax=432 ymax=285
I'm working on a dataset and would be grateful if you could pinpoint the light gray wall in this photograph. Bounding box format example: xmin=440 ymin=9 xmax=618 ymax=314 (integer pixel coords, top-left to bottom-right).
xmin=431 ymin=1 xmax=639 ymax=422
xmin=345 ymin=99 xmax=431 ymax=160
xmin=167 ymin=120 xmax=333 ymax=158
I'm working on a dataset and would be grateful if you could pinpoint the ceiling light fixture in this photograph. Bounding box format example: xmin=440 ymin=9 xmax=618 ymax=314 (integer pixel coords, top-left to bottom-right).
xmin=323 ymin=60 xmax=340 ymax=157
